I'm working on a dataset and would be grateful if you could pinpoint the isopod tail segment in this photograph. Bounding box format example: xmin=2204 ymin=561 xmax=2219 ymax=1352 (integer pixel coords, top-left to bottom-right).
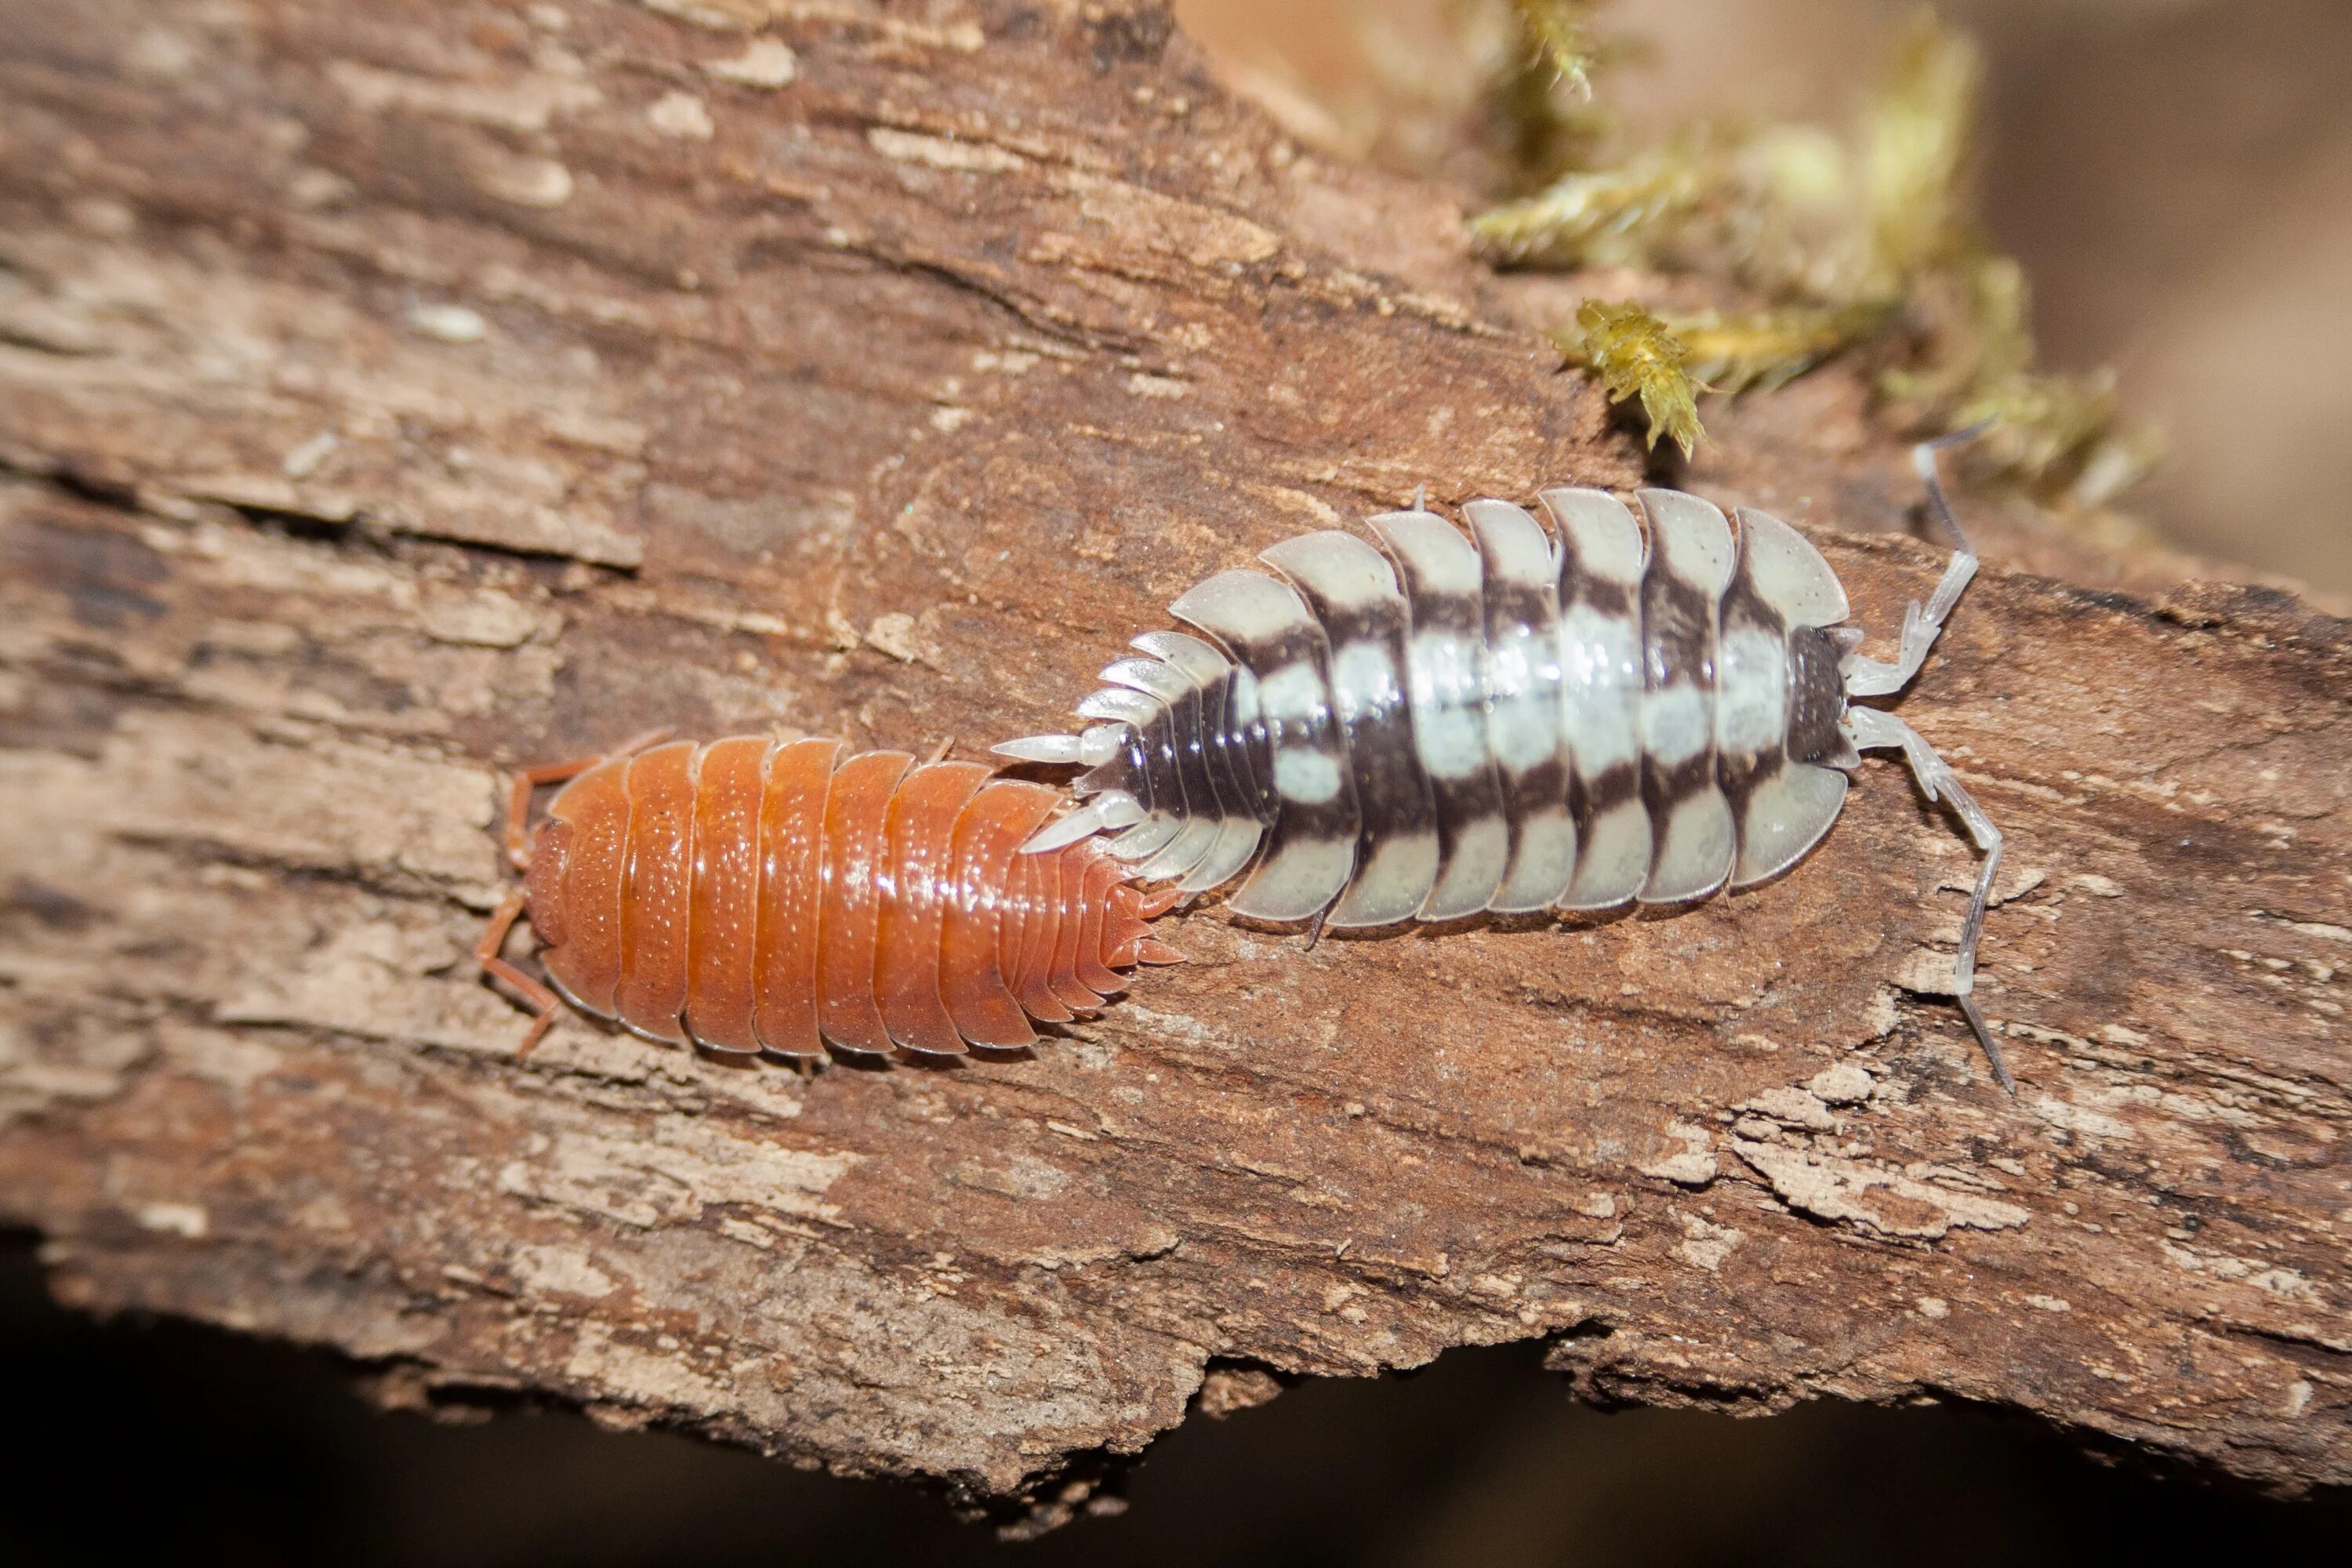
xmin=474 ymin=736 xmax=1185 ymax=1062
xmin=995 ymin=428 xmax=2016 ymax=1094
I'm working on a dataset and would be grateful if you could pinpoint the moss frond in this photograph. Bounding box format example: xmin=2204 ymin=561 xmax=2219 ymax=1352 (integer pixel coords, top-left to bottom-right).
xmin=1956 ymin=372 xmax=2165 ymax=508
xmin=1468 ymin=140 xmax=1728 ymax=267
xmin=1876 ymin=255 xmax=2157 ymax=501
xmin=1486 ymin=1 xmax=1646 ymax=191
xmin=1863 ymin=9 xmax=1985 ymax=289
xmin=1553 ymin=299 xmax=1704 ymax=457
xmin=1661 ymin=302 xmax=1895 ymax=396
xmin=1489 ymin=53 xmax=1614 ymax=187
xmin=1958 ymin=372 xmax=2118 ymax=477
xmin=1512 ymin=0 xmax=1602 ymax=100
xmin=1878 ymin=254 xmax=2025 ymax=407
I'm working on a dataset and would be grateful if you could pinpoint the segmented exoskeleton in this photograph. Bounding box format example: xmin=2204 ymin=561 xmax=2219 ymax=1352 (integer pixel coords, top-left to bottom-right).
xmin=1000 ymin=439 xmax=2016 ymax=1090
xmin=475 ymin=736 xmax=1182 ymax=1058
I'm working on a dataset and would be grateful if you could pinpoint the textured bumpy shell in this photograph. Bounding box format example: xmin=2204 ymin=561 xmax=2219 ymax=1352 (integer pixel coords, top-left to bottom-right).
xmin=1011 ymin=488 xmax=1857 ymax=927
xmin=523 ymin=738 xmax=1176 ymax=1055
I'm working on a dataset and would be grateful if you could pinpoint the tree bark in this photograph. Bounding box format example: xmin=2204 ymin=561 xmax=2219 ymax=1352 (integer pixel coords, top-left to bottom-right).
xmin=2 ymin=0 xmax=2347 ymax=1519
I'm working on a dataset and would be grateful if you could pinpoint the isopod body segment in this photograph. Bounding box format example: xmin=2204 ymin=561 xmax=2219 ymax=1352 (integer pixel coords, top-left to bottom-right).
xmin=475 ymin=736 xmax=1182 ymax=1058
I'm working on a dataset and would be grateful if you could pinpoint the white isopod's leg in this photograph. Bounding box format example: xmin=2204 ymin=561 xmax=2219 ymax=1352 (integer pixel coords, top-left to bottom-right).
xmin=1843 ymin=431 xmax=1985 ymax=699
xmin=1843 ymin=705 xmax=2015 ymax=1094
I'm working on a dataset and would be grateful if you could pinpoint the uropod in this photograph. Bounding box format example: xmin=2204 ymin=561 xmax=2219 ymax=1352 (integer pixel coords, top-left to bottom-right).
xmin=998 ymin=437 xmax=2018 ymax=1091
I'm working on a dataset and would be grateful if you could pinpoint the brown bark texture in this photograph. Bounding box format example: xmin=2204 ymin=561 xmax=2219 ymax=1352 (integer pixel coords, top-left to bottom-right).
xmin=2 ymin=0 xmax=2348 ymax=1518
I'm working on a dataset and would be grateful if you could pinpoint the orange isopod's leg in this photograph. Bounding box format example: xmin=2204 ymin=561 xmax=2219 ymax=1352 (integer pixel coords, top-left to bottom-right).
xmin=815 ymin=749 xmax=914 ymax=1054
xmin=614 ymin=740 xmax=697 ymax=1044
xmin=875 ymin=760 xmax=993 ymax=1055
xmin=543 ymin=757 xmax=633 ymax=1018
xmin=752 ymin=738 xmax=840 ymax=1058
xmin=941 ymin=781 xmax=1060 ymax=1047
xmin=684 ymin=736 xmax=770 ymax=1054
xmin=476 ymin=888 xmax=561 ymax=1055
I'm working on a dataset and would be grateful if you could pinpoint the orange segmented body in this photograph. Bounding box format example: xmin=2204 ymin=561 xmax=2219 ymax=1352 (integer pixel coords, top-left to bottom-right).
xmin=475 ymin=735 xmax=1182 ymax=1058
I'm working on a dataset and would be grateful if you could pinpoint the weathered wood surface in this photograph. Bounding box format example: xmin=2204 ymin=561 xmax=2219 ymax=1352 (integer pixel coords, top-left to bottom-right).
xmin=2 ymin=0 xmax=2347 ymax=1515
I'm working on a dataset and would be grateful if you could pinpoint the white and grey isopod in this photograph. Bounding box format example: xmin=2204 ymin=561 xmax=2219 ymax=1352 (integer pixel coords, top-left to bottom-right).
xmin=999 ymin=441 xmax=2016 ymax=1091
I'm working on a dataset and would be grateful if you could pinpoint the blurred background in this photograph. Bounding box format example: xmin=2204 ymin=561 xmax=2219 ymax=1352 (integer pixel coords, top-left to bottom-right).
xmin=8 ymin=3 xmax=2348 ymax=1563
xmin=1182 ymin=0 xmax=2352 ymax=596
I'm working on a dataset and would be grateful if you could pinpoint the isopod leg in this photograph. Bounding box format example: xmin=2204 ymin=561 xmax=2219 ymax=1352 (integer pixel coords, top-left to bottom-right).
xmin=475 ymin=887 xmax=559 ymax=1057
xmin=1844 ymin=706 xmax=2014 ymax=1095
xmin=502 ymin=727 xmax=674 ymax=869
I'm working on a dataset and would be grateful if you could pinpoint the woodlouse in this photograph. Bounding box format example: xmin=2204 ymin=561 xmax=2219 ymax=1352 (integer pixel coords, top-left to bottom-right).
xmin=999 ymin=439 xmax=2016 ymax=1089
xmin=475 ymin=735 xmax=1182 ymax=1057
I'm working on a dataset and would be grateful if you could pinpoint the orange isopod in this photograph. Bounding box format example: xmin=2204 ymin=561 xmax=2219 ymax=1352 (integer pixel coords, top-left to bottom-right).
xmin=474 ymin=734 xmax=1183 ymax=1057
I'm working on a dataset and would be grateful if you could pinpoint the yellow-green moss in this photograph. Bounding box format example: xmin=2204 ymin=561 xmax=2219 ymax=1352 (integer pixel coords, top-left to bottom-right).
xmin=1510 ymin=0 xmax=1601 ymax=100
xmin=1461 ymin=4 xmax=2157 ymax=504
xmin=1664 ymin=303 xmax=1896 ymax=396
xmin=1552 ymin=300 xmax=1704 ymax=458
xmin=1862 ymin=13 xmax=1984 ymax=289
xmin=1468 ymin=139 xmax=1730 ymax=267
